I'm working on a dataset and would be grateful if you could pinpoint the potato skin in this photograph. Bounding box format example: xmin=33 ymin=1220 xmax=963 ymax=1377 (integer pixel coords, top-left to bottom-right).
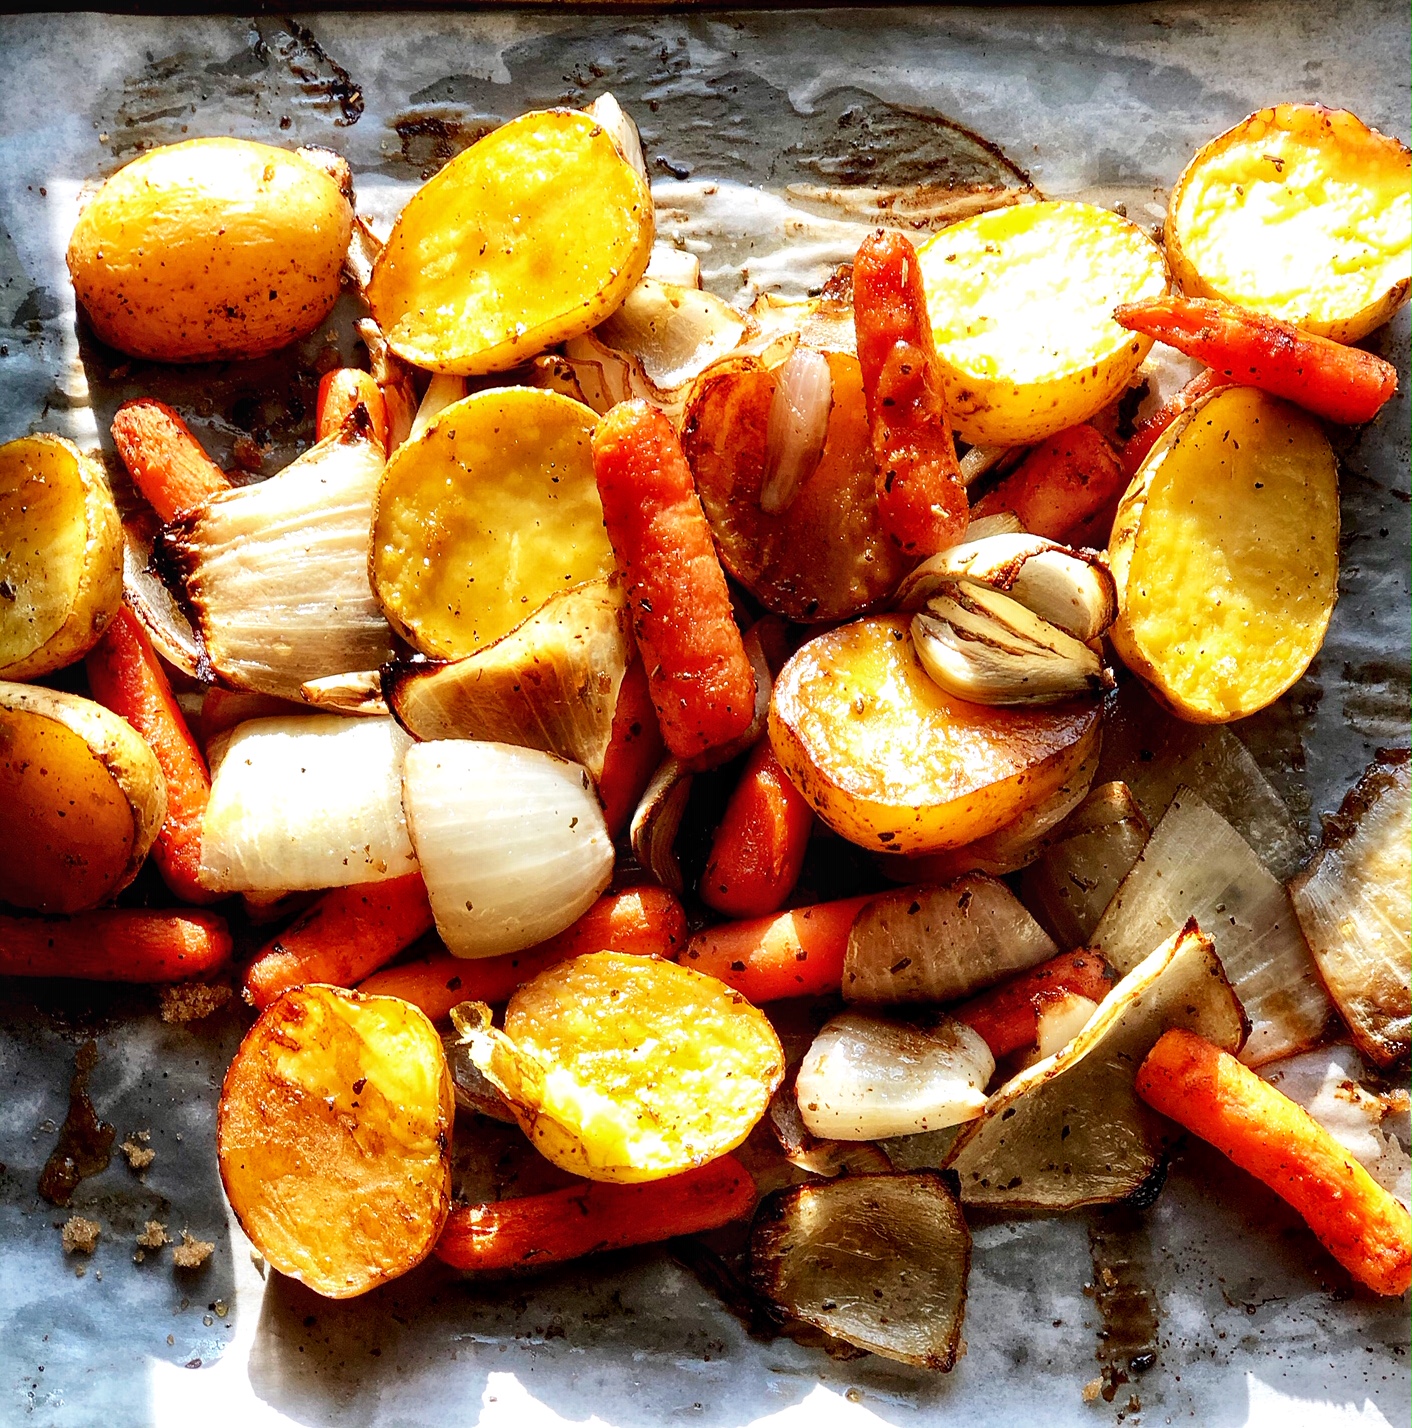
xmin=67 ymin=138 xmax=352 ymax=362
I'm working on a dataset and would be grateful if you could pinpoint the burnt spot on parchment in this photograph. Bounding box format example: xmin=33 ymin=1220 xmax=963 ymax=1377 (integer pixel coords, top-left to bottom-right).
xmin=391 ymin=114 xmax=499 ymax=179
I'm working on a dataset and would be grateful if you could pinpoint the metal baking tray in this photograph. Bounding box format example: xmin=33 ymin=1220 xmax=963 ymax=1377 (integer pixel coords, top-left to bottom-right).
xmin=0 ymin=5 xmax=1407 ymax=1425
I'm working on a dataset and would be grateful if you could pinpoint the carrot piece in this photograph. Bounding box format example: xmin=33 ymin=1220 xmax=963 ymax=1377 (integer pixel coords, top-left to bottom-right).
xmin=1119 ymin=368 xmax=1229 ymax=479
xmin=597 ymin=657 xmax=665 ymax=838
xmin=951 ymin=949 xmax=1116 ymax=1059
xmin=1136 ymin=1029 xmax=1411 ymax=1297
xmin=359 ymin=887 xmax=687 ymax=1020
xmin=243 ymin=872 xmax=436 ymax=1009
xmin=110 ymin=398 xmax=230 ymax=523
xmin=593 ymin=400 xmax=757 ymax=760
xmin=197 ymin=688 xmax=295 ymax=751
xmin=700 ymin=740 xmax=814 ymax=918
xmin=1114 ymin=295 xmax=1399 ymax=427
xmin=680 ymin=893 xmax=876 ymax=1002
xmin=852 ymin=229 xmax=967 ymax=556
xmin=970 ymin=423 xmax=1125 ymax=544
xmin=435 ymin=1153 xmax=756 ymax=1272
xmin=0 ymin=909 xmax=232 ymax=982
xmin=84 ymin=606 xmax=216 ymax=905
xmin=316 ymin=368 xmax=389 ymax=453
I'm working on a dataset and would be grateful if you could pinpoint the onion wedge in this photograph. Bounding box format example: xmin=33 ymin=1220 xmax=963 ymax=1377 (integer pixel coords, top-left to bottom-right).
xmin=945 ymin=921 xmax=1247 ymax=1210
xmin=1090 ymin=788 xmax=1333 ymax=1066
xmin=843 ymin=875 xmax=1057 ymax=1004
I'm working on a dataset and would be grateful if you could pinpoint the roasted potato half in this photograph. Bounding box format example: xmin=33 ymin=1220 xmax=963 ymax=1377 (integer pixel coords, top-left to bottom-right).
xmin=0 ymin=681 xmax=165 ymax=913
xmin=67 ymin=138 xmax=352 ymax=362
xmin=368 ymin=107 xmax=654 ymax=374
xmin=467 ymin=951 xmax=785 ymax=1182
xmin=1108 ymin=387 xmax=1339 ymax=723
xmin=0 ymin=434 xmax=121 ymax=679
xmin=217 ymin=985 xmax=454 ymax=1300
xmin=768 ymin=616 xmax=1101 ymax=855
xmin=1166 ymin=104 xmax=1411 ymax=343
xmin=917 ymin=200 xmax=1168 ymax=445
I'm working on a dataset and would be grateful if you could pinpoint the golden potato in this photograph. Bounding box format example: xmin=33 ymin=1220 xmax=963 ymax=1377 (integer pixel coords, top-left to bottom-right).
xmin=0 ymin=681 xmax=166 ymax=913
xmin=1166 ymin=104 xmax=1411 ymax=342
xmin=916 ymin=200 xmax=1168 ymax=445
xmin=67 ymin=138 xmax=352 ymax=362
xmin=0 ymin=434 xmax=121 ymax=678
xmin=217 ymin=985 xmax=453 ymax=1300
xmin=1108 ymin=387 xmax=1339 ymax=723
xmin=371 ymin=387 xmax=615 ymax=659
xmin=467 ymin=952 xmax=784 ymax=1182
xmin=768 ymin=615 xmax=1101 ymax=855
xmin=367 ymin=109 xmax=653 ymax=375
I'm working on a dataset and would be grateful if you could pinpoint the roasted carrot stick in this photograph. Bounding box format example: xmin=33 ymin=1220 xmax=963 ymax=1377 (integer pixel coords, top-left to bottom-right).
xmin=701 ymin=740 xmax=814 ymax=919
xmin=243 ymin=872 xmax=436 ymax=1009
xmin=85 ymin=606 xmax=216 ymax=905
xmin=110 ymin=398 xmax=230 ymax=523
xmin=853 ymin=229 xmax=967 ymax=555
xmin=1114 ymin=295 xmax=1399 ymax=426
xmin=1119 ymin=368 xmax=1229 ymax=478
xmin=593 ymin=401 xmax=757 ymax=760
xmin=680 ymin=893 xmax=876 ymax=1002
xmin=316 ymin=368 xmax=389 ymax=453
xmin=951 ymin=949 xmax=1116 ymax=1059
xmin=597 ymin=657 xmax=666 ymax=839
xmin=359 ymin=887 xmax=687 ymax=1020
xmin=435 ymin=1154 xmax=757 ymax=1272
xmin=0 ymin=909 xmax=232 ymax=982
xmin=970 ymin=423 xmax=1125 ymax=544
xmin=1137 ymin=1029 xmax=1411 ymax=1297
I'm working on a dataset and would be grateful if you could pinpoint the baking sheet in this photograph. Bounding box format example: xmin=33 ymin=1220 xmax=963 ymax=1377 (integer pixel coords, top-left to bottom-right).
xmin=0 ymin=5 xmax=1408 ymax=1426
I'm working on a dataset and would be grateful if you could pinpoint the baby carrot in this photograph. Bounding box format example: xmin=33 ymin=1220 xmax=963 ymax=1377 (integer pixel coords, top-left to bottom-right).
xmin=243 ymin=872 xmax=436 ymax=1009
xmin=950 ymin=949 xmax=1116 ymax=1059
xmin=700 ymin=740 xmax=814 ymax=918
xmin=316 ymin=368 xmax=389 ymax=452
xmin=970 ymin=423 xmax=1125 ymax=544
xmin=0 ymin=908 xmax=232 ymax=981
xmin=853 ymin=229 xmax=967 ymax=556
xmin=85 ymin=606 xmax=216 ymax=905
xmin=593 ymin=401 xmax=757 ymax=761
xmin=680 ymin=893 xmax=876 ymax=1002
xmin=597 ymin=657 xmax=666 ymax=838
xmin=110 ymin=398 xmax=229 ymax=523
xmin=1114 ymin=295 xmax=1398 ymax=426
xmin=1136 ymin=1029 xmax=1411 ymax=1297
xmin=1118 ymin=368 xmax=1229 ymax=478
xmin=435 ymin=1154 xmax=756 ymax=1272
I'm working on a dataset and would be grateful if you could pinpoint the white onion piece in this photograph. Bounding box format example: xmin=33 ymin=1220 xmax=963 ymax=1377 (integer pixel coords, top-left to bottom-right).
xmin=122 ymin=514 xmax=203 ymax=677
xmin=958 ymin=444 xmax=1015 ymax=487
xmin=760 ymin=348 xmax=833 ymax=514
xmin=645 ymin=243 xmax=702 ymax=289
xmin=1029 ymin=992 xmax=1100 ymax=1064
xmin=403 ymin=740 xmax=613 ymax=959
xmin=585 ymin=92 xmax=648 ymax=185
xmin=200 ymin=715 xmax=415 ymax=893
xmin=795 ymin=1011 xmax=994 ymax=1141
xmin=408 ymin=373 xmax=468 ymax=443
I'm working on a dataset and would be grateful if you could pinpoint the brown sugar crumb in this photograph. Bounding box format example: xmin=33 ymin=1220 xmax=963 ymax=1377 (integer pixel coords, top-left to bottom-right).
xmin=121 ymin=1131 xmax=156 ymax=1171
xmin=172 ymin=1229 xmax=215 ymax=1269
xmin=159 ymin=982 xmax=233 ymax=1024
xmin=136 ymin=1220 xmax=170 ymax=1253
xmin=61 ymin=1216 xmax=101 ymax=1254
xmin=1082 ymin=1377 xmax=1103 ymax=1404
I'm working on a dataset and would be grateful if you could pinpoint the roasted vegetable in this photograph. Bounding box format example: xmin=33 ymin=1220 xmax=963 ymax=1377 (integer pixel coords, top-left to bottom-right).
xmin=0 ymin=435 xmax=121 ymax=680
xmin=0 ymin=681 xmax=165 ymax=914
xmin=1108 ymin=387 xmax=1339 ymax=723
xmin=217 ymin=985 xmax=454 ymax=1299
xmin=465 ymin=951 xmax=784 ymax=1182
xmin=952 ymin=949 xmax=1116 ymax=1059
xmin=110 ymin=399 xmax=230 ymax=524
xmin=68 ymin=138 xmax=352 ymax=362
xmin=0 ymin=908 xmax=230 ymax=982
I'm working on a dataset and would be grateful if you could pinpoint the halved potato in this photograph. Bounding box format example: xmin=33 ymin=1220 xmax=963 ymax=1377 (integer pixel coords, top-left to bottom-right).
xmin=1108 ymin=387 xmax=1339 ymax=722
xmin=68 ymin=138 xmax=352 ymax=363
xmin=0 ymin=681 xmax=165 ymax=913
xmin=466 ymin=951 xmax=784 ymax=1182
xmin=916 ymin=200 xmax=1168 ymax=445
xmin=1165 ymin=104 xmax=1411 ymax=343
xmin=383 ymin=577 xmax=631 ymax=782
xmin=0 ymin=435 xmax=121 ymax=679
xmin=945 ymin=922 xmax=1246 ymax=1209
xmin=367 ymin=107 xmax=653 ymax=374
xmin=370 ymin=388 xmax=615 ymax=660
xmin=768 ymin=615 xmax=1102 ymax=855
xmin=217 ymin=985 xmax=454 ymax=1299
